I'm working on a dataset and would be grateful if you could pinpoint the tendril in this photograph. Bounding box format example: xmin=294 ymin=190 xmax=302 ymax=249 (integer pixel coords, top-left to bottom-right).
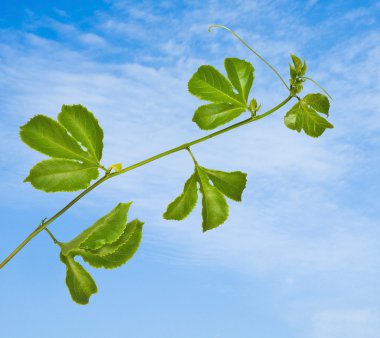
xmin=300 ymin=76 xmax=333 ymax=100
xmin=208 ymin=24 xmax=290 ymax=91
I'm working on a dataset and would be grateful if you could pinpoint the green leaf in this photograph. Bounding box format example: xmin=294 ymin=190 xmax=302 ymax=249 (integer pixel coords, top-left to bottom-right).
xmin=224 ymin=58 xmax=254 ymax=103
xmin=290 ymin=54 xmax=305 ymax=75
xmin=284 ymin=98 xmax=334 ymax=137
xmin=80 ymin=202 xmax=132 ymax=251
xmin=61 ymin=202 xmax=132 ymax=254
xmin=163 ymin=173 xmax=198 ymax=220
xmin=203 ymin=168 xmax=247 ymax=202
xmin=75 ymin=220 xmax=143 ymax=269
xmin=20 ymin=115 xmax=93 ymax=163
xmin=60 ymin=253 xmax=97 ymax=305
xmin=289 ymin=64 xmax=297 ymax=79
xmin=192 ymin=103 xmax=246 ymax=130
xmin=196 ymin=166 xmax=228 ymax=232
xmin=303 ymin=93 xmax=330 ymax=116
xmin=301 ymin=60 xmax=307 ymax=76
xmin=24 ymin=159 xmax=99 ymax=192
xmin=58 ymin=105 xmax=104 ymax=163
xmin=188 ymin=65 xmax=243 ymax=106
xmin=290 ymin=54 xmax=303 ymax=75
xmin=85 ymin=219 xmax=141 ymax=256
xmin=289 ymin=54 xmax=307 ymax=95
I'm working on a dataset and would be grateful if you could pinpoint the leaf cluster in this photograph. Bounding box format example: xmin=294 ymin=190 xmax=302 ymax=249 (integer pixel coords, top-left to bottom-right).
xmin=59 ymin=203 xmax=143 ymax=304
xmin=284 ymin=93 xmax=333 ymax=137
xmin=289 ymin=54 xmax=307 ymax=95
xmin=164 ymin=165 xmax=247 ymax=232
xmin=188 ymin=58 xmax=258 ymax=129
xmin=20 ymin=105 xmax=104 ymax=192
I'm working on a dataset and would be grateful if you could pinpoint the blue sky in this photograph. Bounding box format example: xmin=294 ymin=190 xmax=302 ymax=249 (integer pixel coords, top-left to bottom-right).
xmin=1 ymin=1 xmax=380 ymax=337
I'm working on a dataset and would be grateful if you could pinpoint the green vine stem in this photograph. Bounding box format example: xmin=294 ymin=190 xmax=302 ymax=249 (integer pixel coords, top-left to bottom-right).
xmin=0 ymin=95 xmax=293 ymax=269
xmin=209 ymin=24 xmax=290 ymax=91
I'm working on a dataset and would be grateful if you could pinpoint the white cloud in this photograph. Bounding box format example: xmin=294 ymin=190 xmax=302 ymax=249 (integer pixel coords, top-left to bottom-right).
xmin=78 ymin=33 xmax=107 ymax=47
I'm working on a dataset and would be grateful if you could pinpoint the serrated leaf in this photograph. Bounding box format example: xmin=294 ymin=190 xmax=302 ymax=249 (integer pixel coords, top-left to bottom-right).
xmin=58 ymin=105 xmax=104 ymax=163
xmin=61 ymin=202 xmax=132 ymax=254
xmin=188 ymin=65 xmax=243 ymax=106
xmin=224 ymin=58 xmax=254 ymax=104
xmin=60 ymin=253 xmax=97 ymax=305
xmin=24 ymin=159 xmax=99 ymax=192
xmin=196 ymin=166 xmax=228 ymax=232
xmin=284 ymin=98 xmax=334 ymax=137
xmin=85 ymin=219 xmax=141 ymax=256
xmin=75 ymin=220 xmax=143 ymax=269
xmin=163 ymin=173 xmax=198 ymax=220
xmin=203 ymin=168 xmax=247 ymax=202
xmin=20 ymin=115 xmax=94 ymax=163
xmin=303 ymin=93 xmax=330 ymax=116
xmin=81 ymin=202 xmax=132 ymax=250
xmin=192 ymin=103 xmax=246 ymax=130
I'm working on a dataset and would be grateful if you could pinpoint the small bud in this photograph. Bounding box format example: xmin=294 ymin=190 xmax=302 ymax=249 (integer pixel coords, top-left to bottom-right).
xmin=108 ymin=163 xmax=122 ymax=172
xmin=249 ymin=98 xmax=258 ymax=112
xmin=249 ymin=98 xmax=261 ymax=116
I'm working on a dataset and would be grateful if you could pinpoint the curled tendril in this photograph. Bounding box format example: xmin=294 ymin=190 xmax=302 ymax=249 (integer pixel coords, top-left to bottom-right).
xmin=300 ymin=76 xmax=333 ymax=100
xmin=208 ymin=24 xmax=290 ymax=91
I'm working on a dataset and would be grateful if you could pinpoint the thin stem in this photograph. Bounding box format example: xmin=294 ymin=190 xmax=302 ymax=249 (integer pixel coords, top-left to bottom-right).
xmin=0 ymin=174 xmax=109 ymax=269
xmin=44 ymin=228 xmax=62 ymax=246
xmin=300 ymin=76 xmax=333 ymax=100
xmin=99 ymin=165 xmax=109 ymax=173
xmin=186 ymin=147 xmax=198 ymax=165
xmin=209 ymin=24 xmax=290 ymax=91
xmin=0 ymin=95 xmax=293 ymax=269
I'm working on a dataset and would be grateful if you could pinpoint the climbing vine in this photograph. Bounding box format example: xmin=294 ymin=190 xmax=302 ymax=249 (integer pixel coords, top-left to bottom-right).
xmin=0 ymin=25 xmax=333 ymax=304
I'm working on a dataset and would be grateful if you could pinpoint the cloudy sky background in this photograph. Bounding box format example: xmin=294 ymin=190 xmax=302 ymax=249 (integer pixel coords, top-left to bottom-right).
xmin=1 ymin=1 xmax=380 ymax=337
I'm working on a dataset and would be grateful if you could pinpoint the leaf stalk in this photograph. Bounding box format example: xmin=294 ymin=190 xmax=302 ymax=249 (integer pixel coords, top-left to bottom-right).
xmin=186 ymin=147 xmax=198 ymax=165
xmin=44 ymin=227 xmax=62 ymax=246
